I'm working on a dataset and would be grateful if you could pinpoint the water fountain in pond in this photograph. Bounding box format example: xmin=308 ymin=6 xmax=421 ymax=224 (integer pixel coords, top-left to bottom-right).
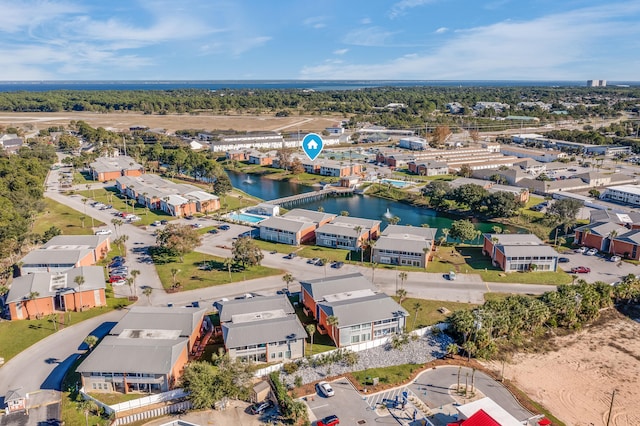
xmin=243 ymin=175 xmax=254 ymax=184
xmin=383 ymin=208 xmax=394 ymax=219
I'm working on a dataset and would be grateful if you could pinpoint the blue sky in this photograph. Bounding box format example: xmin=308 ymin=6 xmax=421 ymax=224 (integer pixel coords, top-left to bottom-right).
xmin=1 ymin=0 xmax=639 ymax=81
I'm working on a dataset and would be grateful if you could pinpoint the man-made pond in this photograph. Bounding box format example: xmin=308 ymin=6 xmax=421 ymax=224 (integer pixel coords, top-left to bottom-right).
xmin=226 ymin=171 xmax=520 ymax=236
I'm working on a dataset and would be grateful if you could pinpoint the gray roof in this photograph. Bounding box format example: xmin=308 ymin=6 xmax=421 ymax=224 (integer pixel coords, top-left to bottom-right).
xmin=20 ymin=249 xmax=91 ymax=266
xmin=613 ymin=229 xmax=640 ymax=245
xmin=76 ymin=336 xmax=188 ymax=375
xmin=574 ymin=221 xmax=629 ymax=237
xmin=5 ymin=389 xmax=25 ymax=401
xmin=498 ymin=244 xmax=559 ymax=258
xmin=43 ymin=234 xmax=109 ymax=249
xmin=318 ymin=293 xmax=407 ymax=328
xmin=330 ymin=216 xmax=381 ymax=229
xmin=259 ymin=216 xmax=313 ymax=233
xmin=216 ymin=295 xmax=295 ymax=323
xmin=117 ymin=175 xmax=201 ymax=200
xmin=300 ymin=273 xmax=375 ymax=302
xmin=381 ymin=225 xmax=437 ymax=240
xmin=110 ymin=306 xmax=206 ymax=338
xmin=90 ymin=156 xmax=143 ymax=173
xmin=222 ymin=315 xmax=307 ymax=348
xmin=590 ymin=210 xmax=640 ymax=225
xmin=283 ymin=209 xmax=336 ymax=224
xmin=316 ymin=223 xmax=362 ymax=239
xmin=373 ymin=235 xmax=432 ymax=254
xmin=484 ymin=233 xmax=542 ymax=245
xmin=6 ymin=266 xmax=106 ymax=304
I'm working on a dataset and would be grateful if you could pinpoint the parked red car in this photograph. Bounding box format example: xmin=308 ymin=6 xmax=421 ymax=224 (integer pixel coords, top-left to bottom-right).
xmin=317 ymin=415 xmax=340 ymax=426
xmin=571 ymin=266 xmax=591 ymax=274
xmin=109 ymin=275 xmax=127 ymax=282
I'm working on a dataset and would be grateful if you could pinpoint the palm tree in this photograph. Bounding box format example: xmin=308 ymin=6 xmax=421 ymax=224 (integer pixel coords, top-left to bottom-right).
xmin=396 ymin=288 xmax=407 ymax=307
xmin=74 ymin=275 xmax=85 ymax=312
xmin=388 ymin=216 xmax=401 ymax=225
xmin=608 ymin=230 xmax=619 ymax=255
xmin=84 ymin=335 xmax=98 ymax=352
xmin=142 ymin=287 xmax=153 ymax=303
xmin=446 ymin=343 xmax=459 ymax=358
xmin=130 ymin=269 xmax=140 ymax=295
xmin=223 ymin=258 xmax=233 ymax=282
xmin=371 ymin=262 xmax=379 ymax=284
xmin=353 ymin=226 xmax=363 ymax=263
xmin=440 ymin=228 xmax=450 ymax=246
xmin=27 ymin=291 xmax=40 ymax=319
xmin=340 ymin=210 xmax=349 ymax=216
xmin=399 ymin=271 xmax=408 ymax=289
xmin=171 ymin=268 xmax=180 ymax=287
xmin=411 ymin=302 xmax=422 ymax=330
xmin=326 ymin=315 xmax=339 ymax=346
xmin=305 ymin=324 xmax=316 ymax=355
xmin=282 ymin=273 xmax=294 ymax=293
xmin=126 ymin=277 xmax=135 ymax=296
xmin=320 ymin=257 xmax=329 ymax=278
xmin=111 ymin=218 xmax=123 ymax=237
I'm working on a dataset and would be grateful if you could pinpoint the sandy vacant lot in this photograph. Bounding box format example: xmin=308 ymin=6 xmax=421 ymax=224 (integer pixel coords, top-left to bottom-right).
xmin=0 ymin=111 xmax=342 ymax=134
xmin=485 ymin=309 xmax=640 ymax=426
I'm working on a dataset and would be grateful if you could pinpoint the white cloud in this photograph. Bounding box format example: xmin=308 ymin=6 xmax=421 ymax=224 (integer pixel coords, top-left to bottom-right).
xmin=333 ymin=48 xmax=349 ymax=55
xmin=389 ymin=0 xmax=438 ymax=19
xmin=435 ymin=27 xmax=448 ymax=34
xmin=302 ymin=2 xmax=640 ymax=80
xmin=304 ymin=16 xmax=327 ymax=29
xmin=360 ymin=17 xmax=372 ymax=25
xmin=0 ymin=1 xmax=83 ymax=33
xmin=343 ymin=27 xmax=396 ymax=47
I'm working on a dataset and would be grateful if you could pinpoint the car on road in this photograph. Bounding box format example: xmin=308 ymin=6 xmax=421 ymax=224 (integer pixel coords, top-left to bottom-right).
xmin=558 ymin=257 xmax=570 ymax=263
xmin=95 ymin=229 xmax=112 ymax=235
xmin=317 ymin=415 xmax=340 ymax=426
xmin=208 ymin=229 xmax=219 ymax=234
xmin=111 ymin=279 xmax=127 ymax=286
xmin=249 ymin=400 xmax=273 ymax=415
xmin=191 ymin=223 xmax=203 ymax=228
xmin=185 ymin=215 xmax=194 ymax=220
xmin=308 ymin=257 xmax=320 ymax=264
xmin=219 ymin=224 xmax=230 ymax=231
xmin=448 ymin=271 xmax=456 ymax=281
xmin=127 ymin=215 xmax=141 ymax=222
xmin=586 ymin=248 xmax=599 ymax=256
xmin=285 ymin=252 xmax=297 ymax=259
xmin=332 ymin=261 xmax=344 ymax=269
xmin=609 ymin=255 xmax=622 ymax=262
xmin=109 ymin=275 xmax=127 ymax=283
xmin=110 ymin=268 xmax=128 ymax=276
xmin=152 ymin=221 xmax=162 ymax=226
xmin=317 ymin=381 xmax=335 ymax=397
xmin=571 ymin=266 xmax=591 ymax=273
xmin=160 ymin=219 xmax=169 ymax=225
xmin=575 ymin=247 xmax=588 ymax=254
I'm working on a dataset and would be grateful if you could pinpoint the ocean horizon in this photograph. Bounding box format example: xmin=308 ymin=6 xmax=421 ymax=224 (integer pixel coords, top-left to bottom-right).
xmin=1 ymin=80 xmax=639 ymax=92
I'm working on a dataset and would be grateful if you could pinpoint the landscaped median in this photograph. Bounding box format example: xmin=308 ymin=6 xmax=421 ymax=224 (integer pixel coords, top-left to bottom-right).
xmin=154 ymin=251 xmax=282 ymax=291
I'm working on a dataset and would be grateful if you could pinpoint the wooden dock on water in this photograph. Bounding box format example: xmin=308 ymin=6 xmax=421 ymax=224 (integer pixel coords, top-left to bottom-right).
xmin=268 ymin=187 xmax=354 ymax=208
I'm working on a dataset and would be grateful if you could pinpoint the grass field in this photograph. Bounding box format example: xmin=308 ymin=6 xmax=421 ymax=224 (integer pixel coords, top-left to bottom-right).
xmin=0 ymin=291 xmax=132 ymax=364
xmin=428 ymin=246 xmax=572 ymax=285
xmin=394 ymin=297 xmax=477 ymax=331
xmin=154 ymin=251 xmax=282 ymax=291
xmin=33 ymin=198 xmax=104 ymax=236
xmin=351 ymin=364 xmax=421 ymax=387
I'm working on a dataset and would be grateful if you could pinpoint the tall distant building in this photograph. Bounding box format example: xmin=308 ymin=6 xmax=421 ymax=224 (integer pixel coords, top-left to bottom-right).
xmin=587 ymin=79 xmax=607 ymax=87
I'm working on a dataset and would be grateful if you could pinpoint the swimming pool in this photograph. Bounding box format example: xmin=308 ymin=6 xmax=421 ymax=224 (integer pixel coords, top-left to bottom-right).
xmin=226 ymin=212 xmax=267 ymax=223
xmin=380 ymin=179 xmax=411 ymax=188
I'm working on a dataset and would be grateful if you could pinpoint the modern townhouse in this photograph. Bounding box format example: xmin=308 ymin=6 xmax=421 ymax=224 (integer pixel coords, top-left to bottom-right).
xmin=371 ymin=225 xmax=437 ymax=268
xmin=215 ymin=295 xmax=307 ymax=362
xmin=19 ymin=235 xmax=110 ymax=274
xmin=89 ymin=156 xmax=144 ymax=182
xmin=482 ymin=234 xmax=559 ymax=272
xmin=315 ymin=216 xmax=381 ymax=250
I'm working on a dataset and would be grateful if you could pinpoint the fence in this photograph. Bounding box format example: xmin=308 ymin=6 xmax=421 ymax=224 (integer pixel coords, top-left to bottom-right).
xmin=80 ymin=387 xmax=189 ymax=415
xmin=253 ymin=324 xmax=447 ymax=377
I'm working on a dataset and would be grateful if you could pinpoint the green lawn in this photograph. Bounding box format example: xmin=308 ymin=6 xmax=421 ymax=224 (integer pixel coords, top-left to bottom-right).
xmin=294 ymin=306 xmax=337 ymax=356
xmin=428 ymin=246 xmax=572 ymax=285
xmin=74 ymin=188 xmax=175 ymax=226
xmin=73 ymin=171 xmax=92 ymax=185
xmin=352 ymin=364 xmax=421 ymax=387
xmin=154 ymin=251 xmax=282 ymax=291
xmin=296 ymin=245 xmax=354 ymax=263
xmin=395 ymin=297 xmax=478 ymax=331
xmin=33 ymin=198 xmax=104 ymax=236
xmin=0 ymin=293 xmax=133 ymax=364
xmin=253 ymin=239 xmax=299 ymax=254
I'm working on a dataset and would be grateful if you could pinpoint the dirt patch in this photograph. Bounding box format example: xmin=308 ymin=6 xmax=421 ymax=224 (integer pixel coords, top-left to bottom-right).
xmin=483 ymin=308 xmax=640 ymax=426
xmin=0 ymin=111 xmax=340 ymax=133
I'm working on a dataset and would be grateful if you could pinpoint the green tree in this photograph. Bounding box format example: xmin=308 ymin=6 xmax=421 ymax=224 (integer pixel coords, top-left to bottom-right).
xmin=306 ymin=324 xmax=316 ymax=355
xmin=282 ymin=273 xmax=294 ymax=293
xmin=326 ymin=315 xmax=339 ymax=346
xmin=452 ymin=184 xmax=488 ymax=213
xmin=546 ymin=198 xmax=582 ymax=233
xmin=156 ymin=223 xmax=202 ymax=262
xmin=411 ymin=301 xmax=422 ymax=330
xmin=446 ymin=342 xmax=459 ymax=358
xmin=142 ymin=286 xmax=153 ymax=303
xmin=74 ymin=275 xmax=85 ymax=312
xmin=84 ymin=335 xmax=98 ymax=351
xmin=449 ymin=219 xmax=477 ymax=243
xmin=130 ymin=269 xmax=140 ymax=295
xmin=213 ymin=172 xmax=232 ymax=196
xmin=42 ymin=226 xmax=62 ymax=242
xmin=396 ymin=288 xmax=407 ymax=307
xmin=223 ymin=257 xmax=233 ymax=281
xmin=232 ymin=237 xmax=264 ymax=268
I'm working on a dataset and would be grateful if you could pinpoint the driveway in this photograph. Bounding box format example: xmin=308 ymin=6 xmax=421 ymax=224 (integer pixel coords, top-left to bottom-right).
xmin=304 ymin=379 xmax=397 ymax=425
xmin=558 ymin=249 xmax=637 ymax=284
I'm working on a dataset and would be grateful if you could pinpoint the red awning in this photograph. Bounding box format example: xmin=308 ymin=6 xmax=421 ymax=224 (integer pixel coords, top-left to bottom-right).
xmin=538 ymin=418 xmax=552 ymax=426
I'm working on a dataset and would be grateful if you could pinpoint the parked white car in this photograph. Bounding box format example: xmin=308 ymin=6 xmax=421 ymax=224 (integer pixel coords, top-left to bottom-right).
xmin=127 ymin=215 xmax=141 ymax=222
xmin=586 ymin=248 xmax=598 ymax=256
xmin=95 ymin=229 xmax=112 ymax=235
xmin=317 ymin=381 xmax=335 ymax=397
xmin=609 ymin=255 xmax=622 ymax=262
xmin=576 ymin=247 xmax=588 ymax=254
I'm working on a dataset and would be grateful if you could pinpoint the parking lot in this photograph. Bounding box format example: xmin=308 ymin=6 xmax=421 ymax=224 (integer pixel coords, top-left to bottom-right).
xmin=558 ymin=248 xmax=638 ymax=284
xmin=304 ymin=379 xmax=396 ymax=425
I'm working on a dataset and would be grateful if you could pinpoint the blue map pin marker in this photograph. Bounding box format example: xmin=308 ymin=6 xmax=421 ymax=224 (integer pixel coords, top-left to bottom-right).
xmin=302 ymin=133 xmax=324 ymax=161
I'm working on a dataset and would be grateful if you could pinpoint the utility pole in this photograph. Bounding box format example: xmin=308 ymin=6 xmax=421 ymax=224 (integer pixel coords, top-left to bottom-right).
xmin=606 ymin=389 xmax=616 ymax=426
